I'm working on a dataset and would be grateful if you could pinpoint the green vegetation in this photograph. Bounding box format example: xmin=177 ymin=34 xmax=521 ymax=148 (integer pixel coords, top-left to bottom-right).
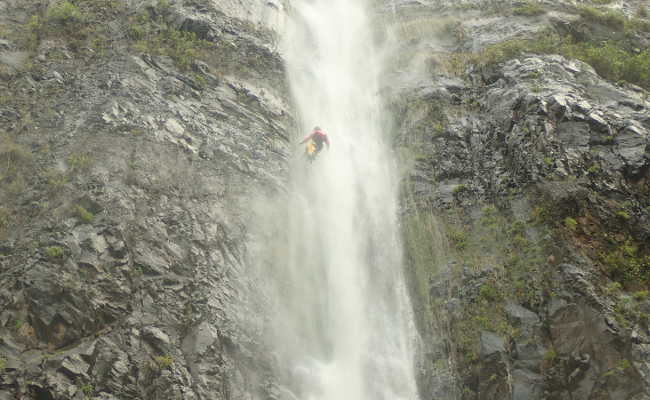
xmin=67 ymin=154 xmax=92 ymax=172
xmin=637 ymin=5 xmax=649 ymax=19
xmin=24 ymin=0 xmax=117 ymax=55
xmin=602 ymin=239 xmax=650 ymax=284
xmin=0 ymin=208 xmax=8 ymax=240
xmin=564 ymin=217 xmax=578 ymax=231
xmin=0 ymin=355 xmax=6 ymax=370
xmin=80 ymin=384 xmax=93 ymax=397
xmin=453 ymin=184 xmax=467 ymax=194
xmin=433 ymin=122 xmax=444 ymax=136
xmin=0 ymin=133 xmax=33 ymax=184
xmin=587 ymin=164 xmax=600 ymax=174
xmin=469 ymin=206 xmax=549 ymax=304
xmin=46 ymin=246 xmax=64 ymax=259
xmin=512 ymin=1 xmax=546 ymax=16
xmin=48 ymin=1 xmax=84 ymax=25
xmin=154 ymin=355 xmax=173 ymax=369
xmin=75 ymin=205 xmax=93 ymax=223
xmin=466 ymin=35 xmax=650 ymax=89
xmin=605 ymin=281 xmax=623 ymax=295
xmin=45 ymin=169 xmax=68 ymax=192
xmin=612 ymin=293 xmax=650 ymax=329
xmin=479 ymin=282 xmax=502 ymax=302
xmin=577 ymin=5 xmax=626 ymax=30
xmin=403 ymin=194 xmax=560 ymax=371
xmin=442 ymin=4 xmax=650 ymax=90
xmin=616 ymin=210 xmax=631 ymax=220
xmin=128 ymin=12 xmax=209 ymax=71
xmin=403 ymin=209 xmax=445 ymax=314
xmin=449 ymin=229 xmax=468 ymax=250
xmin=541 ymin=347 xmax=557 ymax=370
xmin=544 ymin=347 xmax=557 ymax=362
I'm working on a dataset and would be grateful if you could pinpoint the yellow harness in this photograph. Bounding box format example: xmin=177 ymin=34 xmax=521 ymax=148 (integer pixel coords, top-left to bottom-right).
xmin=306 ymin=141 xmax=317 ymax=156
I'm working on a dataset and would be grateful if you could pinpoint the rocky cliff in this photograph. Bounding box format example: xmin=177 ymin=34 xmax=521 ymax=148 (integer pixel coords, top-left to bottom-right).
xmin=381 ymin=0 xmax=650 ymax=399
xmin=0 ymin=0 xmax=291 ymax=399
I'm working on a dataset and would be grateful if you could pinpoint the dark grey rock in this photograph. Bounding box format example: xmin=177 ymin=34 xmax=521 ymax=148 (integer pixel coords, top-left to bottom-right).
xmin=505 ymin=302 xmax=540 ymax=327
xmin=512 ymin=369 xmax=543 ymax=400
xmin=480 ymin=331 xmax=505 ymax=358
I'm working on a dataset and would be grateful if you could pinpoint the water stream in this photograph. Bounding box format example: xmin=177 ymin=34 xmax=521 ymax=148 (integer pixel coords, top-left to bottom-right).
xmin=265 ymin=1 xmax=420 ymax=399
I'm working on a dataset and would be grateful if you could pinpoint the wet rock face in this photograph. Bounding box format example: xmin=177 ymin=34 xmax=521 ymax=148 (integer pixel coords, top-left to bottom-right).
xmin=390 ymin=54 xmax=649 ymax=208
xmin=0 ymin=0 xmax=291 ymax=399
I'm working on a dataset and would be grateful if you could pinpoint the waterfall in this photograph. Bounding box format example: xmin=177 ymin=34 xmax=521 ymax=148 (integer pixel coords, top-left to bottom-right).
xmin=263 ymin=1 xmax=420 ymax=399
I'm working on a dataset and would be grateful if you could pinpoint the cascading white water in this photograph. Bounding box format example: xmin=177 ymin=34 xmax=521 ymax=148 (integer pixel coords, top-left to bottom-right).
xmin=265 ymin=1 xmax=420 ymax=399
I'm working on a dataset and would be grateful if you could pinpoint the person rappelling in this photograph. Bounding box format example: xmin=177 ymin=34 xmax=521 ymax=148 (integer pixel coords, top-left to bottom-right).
xmin=300 ymin=126 xmax=330 ymax=162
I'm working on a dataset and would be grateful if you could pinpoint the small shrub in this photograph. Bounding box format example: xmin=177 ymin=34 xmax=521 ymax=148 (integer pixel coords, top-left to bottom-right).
xmin=627 ymin=17 xmax=650 ymax=34
xmin=75 ymin=205 xmax=93 ymax=223
xmin=129 ymin=13 xmax=208 ymax=71
xmin=512 ymin=233 xmax=529 ymax=249
xmin=128 ymin=23 xmax=146 ymax=40
xmin=603 ymin=239 xmax=650 ymax=284
xmin=449 ymin=229 xmax=468 ymax=250
xmin=191 ymin=73 xmax=207 ymax=89
xmin=0 ymin=134 xmax=33 ymax=181
xmin=540 ymin=346 xmax=558 ymax=370
xmin=564 ymin=217 xmax=578 ymax=231
xmin=509 ymin=220 xmax=526 ymax=236
xmin=574 ymin=42 xmax=628 ymax=83
xmin=46 ymin=246 xmax=64 ymax=259
xmin=578 ymin=6 xmax=626 ymax=30
xmin=636 ymin=5 xmax=648 ymax=19
xmin=605 ymin=281 xmax=623 ymax=295
xmin=603 ymin=359 xmax=632 ymax=377
xmin=433 ymin=122 xmax=444 ymax=136
xmin=80 ymin=384 xmax=93 ymax=396
xmin=587 ymin=164 xmax=600 ymax=174
xmin=512 ymin=1 xmax=546 ymax=16
xmin=544 ymin=157 xmax=554 ymax=166
xmin=0 ymin=356 xmax=6 ymax=370
xmin=616 ymin=210 xmax=631 ymax=220
xmin=45 ymin=169 xmax=68 ymax=191
xmin=154 ymin=355 xmax=173 ymax=369
xmin=157 ymin=0 xmax=171 ymax=12
xmin=480 ymin=205 xmax=499 ymax=228
xmin=453 ymin=184 xmax=467 ymax=194
xmin=48 ymin=1 xmax=84 ymax=25
xmin=479 ymin=283 xmax=502 ymax=302
xmin=633 ymin=290 xmax=650 ymax=301
xmin=67 ymin=154 xmax=92 ymax=172
xmin=544 ymin=347 xmax=557 ymax=361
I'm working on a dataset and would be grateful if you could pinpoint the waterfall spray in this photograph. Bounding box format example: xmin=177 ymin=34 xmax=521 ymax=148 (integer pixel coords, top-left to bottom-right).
xmin=265 ymin=1 xmax=421 ymax=399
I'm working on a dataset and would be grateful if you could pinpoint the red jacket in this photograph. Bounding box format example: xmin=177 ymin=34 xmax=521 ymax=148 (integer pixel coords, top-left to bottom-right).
xmin=300 ymin=129 xmax=330 ymax=147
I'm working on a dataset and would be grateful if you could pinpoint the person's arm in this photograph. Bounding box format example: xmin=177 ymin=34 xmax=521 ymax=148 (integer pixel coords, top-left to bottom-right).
xmin=299 ymin=132 xmax=313 ymax=144
xmin=324 ymin=135 xmax=330 ymax=149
